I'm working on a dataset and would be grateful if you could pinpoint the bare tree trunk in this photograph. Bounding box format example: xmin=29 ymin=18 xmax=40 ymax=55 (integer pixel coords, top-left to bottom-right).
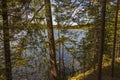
xmin=72 ymin=58 xmax=74 ymax=76
xmin=83 ymin=54 xmax=86 ymax=80
xmin=44 ymin=0 xmax=58 ymax=80
xmin=93 ymin=0 xmax=100 ymax=71
xmin=61 ymin=41 xmax=65 ymax=80
xmin=57 ymin=17 xmax=61 ymax=79
xmin=98 ymin=0 xmax=106 ymax=80
xmin=2 ymin=0 xmax=12 ymax=80
xmin=111 ymin=0 xmax=119 ymax=78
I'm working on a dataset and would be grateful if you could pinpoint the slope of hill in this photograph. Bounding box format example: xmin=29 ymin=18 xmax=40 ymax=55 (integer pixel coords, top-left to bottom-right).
xmin=70 ymin=58 xmax=120 ymax=80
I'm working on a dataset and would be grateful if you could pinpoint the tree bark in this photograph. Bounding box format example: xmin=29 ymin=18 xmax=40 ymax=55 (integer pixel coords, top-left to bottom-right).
xmin=93 ymin=0 xmax=99 ymax=72
xmin=2 ymin=0 xmax=12 ymax=80
xmin=111 ymin=0 xmax=119 ymax=78
xmin=44 ymin=0 xmax=58 ymax=80
xmin=61 ymin=41 xmax=65 ymax=80
xmin=56 ymin=10 xmax=61 ymax=79
xmin=98 ymin=0 xmax=106 ymax=80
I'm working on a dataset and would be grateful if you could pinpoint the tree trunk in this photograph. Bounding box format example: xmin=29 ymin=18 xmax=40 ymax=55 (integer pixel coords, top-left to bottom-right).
xmin=57 ymin=15 xmax=61 ymax=79
xmin=44 ymin=0 xmax=58 ymax=80
xmin=111 ymin=0 xmax=119 ymax=78
xmin=93 ymin=0 xmax=100 ymax=71
xmin=2 ymin=0 xmax=12 ymax=80
xmin=98 ymin=0 xmax=106 ymax=80
xmin=62 ymin=41 xmax=65 ymax=80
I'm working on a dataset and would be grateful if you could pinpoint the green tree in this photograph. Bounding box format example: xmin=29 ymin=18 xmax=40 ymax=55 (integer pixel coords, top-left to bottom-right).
xmin=111 ymin=0 xmax=119 ymax=78
xmin=2 ymin=0 xmax=12 ymax=80
xmin=98 ymin=0 xmax=107 ymax=80
xmin=44 ymin=0 xmax=58 ymax=80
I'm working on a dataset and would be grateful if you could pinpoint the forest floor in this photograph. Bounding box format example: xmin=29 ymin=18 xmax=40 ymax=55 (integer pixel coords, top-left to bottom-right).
xmin=70 ymin=58 xmax=120 ymax=80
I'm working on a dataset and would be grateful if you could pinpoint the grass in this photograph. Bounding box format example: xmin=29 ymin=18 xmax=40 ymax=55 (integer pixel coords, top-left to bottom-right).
xmin=70 ymin=58 xmax=120 ymax=80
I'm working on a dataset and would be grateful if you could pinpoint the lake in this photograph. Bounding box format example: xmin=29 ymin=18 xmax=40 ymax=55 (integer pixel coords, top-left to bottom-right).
xmin=11 ymin=29 xmax=87 ymax=80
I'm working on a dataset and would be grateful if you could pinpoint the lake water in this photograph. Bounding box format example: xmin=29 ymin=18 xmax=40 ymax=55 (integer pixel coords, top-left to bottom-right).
xmin=11 ymin=29 xmax=87 ymax=80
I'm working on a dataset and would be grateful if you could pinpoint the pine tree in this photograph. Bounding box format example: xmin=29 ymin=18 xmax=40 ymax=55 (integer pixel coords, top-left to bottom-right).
xmin=2 ymin=0 xmax=12 ymax=80
xmin=44 ymin=0 xmax=58 ymax=80
xmin=98 ymin=0 xmax=107 ymax=80
xmin=111 ymin=0 xmax=119 ymax=78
